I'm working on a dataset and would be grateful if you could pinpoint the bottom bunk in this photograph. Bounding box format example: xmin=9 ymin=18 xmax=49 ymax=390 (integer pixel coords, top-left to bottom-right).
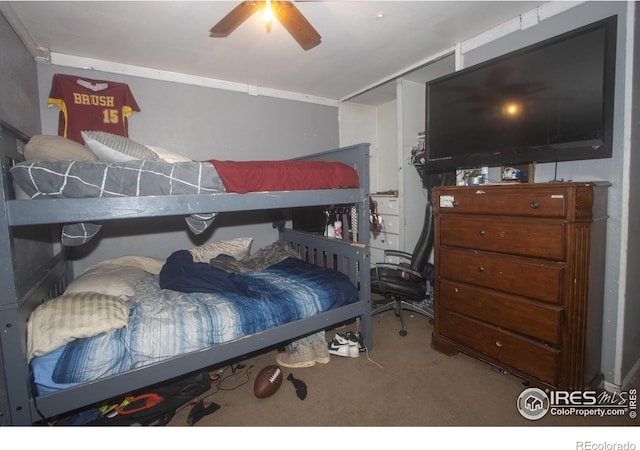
xmin=3 ymin=229 xmax=371 ymax=425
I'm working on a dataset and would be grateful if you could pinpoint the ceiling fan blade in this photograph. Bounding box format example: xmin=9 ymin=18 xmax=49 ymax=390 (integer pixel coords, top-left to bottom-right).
xmin=273 ymin=1 xmax=321 ymax=50
xmin=209 ymin=1 xmax=258 ymax=37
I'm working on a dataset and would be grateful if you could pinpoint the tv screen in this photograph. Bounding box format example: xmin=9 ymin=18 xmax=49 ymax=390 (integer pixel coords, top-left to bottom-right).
xmin=424 ymin=16 xmax=617 ymax=175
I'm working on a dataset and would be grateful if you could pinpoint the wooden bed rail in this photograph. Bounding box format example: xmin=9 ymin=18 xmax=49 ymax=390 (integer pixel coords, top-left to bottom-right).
xmin=281 ymin=228 xmax=368 ymax=286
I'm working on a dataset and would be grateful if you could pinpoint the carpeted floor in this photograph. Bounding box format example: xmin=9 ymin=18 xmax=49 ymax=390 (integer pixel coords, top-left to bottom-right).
xmin=166 ymin=308 xmax=638 ymax=428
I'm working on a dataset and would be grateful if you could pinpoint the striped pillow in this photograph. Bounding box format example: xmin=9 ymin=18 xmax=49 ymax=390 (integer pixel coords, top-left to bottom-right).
xmin=81 ymin=130 xmax=159 ymax=161
xmin=27 ymin=292 xmax=129 ymax=361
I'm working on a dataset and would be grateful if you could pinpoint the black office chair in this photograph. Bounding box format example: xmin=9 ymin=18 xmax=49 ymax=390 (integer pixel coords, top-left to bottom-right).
xmin=370 ymin=202 xmax=434 ymax=336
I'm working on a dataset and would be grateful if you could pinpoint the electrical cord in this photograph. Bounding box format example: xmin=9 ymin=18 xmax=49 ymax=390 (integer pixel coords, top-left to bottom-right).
xmin=353 ymin=319 xmax=383 ymax=369
xmin=363 ymin=347 xmax=384 ymax=369
xmin=174 ymin=363 xmax=254 ymax=417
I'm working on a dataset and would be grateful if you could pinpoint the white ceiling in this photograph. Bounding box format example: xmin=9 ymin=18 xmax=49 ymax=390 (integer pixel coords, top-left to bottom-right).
xmin=3 ymin=1 xmax=546 ymax=104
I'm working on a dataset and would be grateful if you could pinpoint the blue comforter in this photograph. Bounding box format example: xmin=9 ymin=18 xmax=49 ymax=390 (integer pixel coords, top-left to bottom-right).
xmin=31 ymin=256 xmax=358 ymax=392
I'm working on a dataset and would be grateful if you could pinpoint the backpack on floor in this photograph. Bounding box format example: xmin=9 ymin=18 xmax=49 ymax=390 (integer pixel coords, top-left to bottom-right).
xmin=90 ymin=371 xmax=212 ymax=426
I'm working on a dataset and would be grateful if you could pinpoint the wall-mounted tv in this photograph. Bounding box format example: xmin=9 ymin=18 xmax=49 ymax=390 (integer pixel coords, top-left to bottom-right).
xmin=423 ymin=15 xmax=617 ymax=175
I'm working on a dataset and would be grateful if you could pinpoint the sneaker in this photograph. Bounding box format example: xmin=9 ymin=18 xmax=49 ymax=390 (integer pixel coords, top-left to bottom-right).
xmin=328 ymin=333 xmax=359 ymax=358
xmin=345 ymin=331 xmax=366 ymax=354
xmin=311 ymin=337 xmax=330 ymax=364
xmin=276 ymin=339 xmax=316 ymax=368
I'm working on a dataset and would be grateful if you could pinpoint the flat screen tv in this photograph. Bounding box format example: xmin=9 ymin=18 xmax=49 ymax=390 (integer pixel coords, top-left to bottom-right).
xmin=423 ymin=15 xmax=617 ymax=175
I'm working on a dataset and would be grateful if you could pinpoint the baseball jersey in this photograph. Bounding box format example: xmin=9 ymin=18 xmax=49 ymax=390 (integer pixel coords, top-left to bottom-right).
xmin=47 ymin=73 xmax=141 ymax=144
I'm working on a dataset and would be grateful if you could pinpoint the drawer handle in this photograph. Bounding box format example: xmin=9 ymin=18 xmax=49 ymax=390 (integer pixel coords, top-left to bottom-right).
xmin=495 ymin=341 xmax=502 ymax=348
xmin=478 ymin=230 xmax=485 ymax=236
xmin=477 ymin=266 xmax=484 ymax=272
xmin=530 ymin=201 xmax=540 ymax=209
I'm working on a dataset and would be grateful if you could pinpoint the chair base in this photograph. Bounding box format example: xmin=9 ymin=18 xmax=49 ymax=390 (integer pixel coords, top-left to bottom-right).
xmin=372 ymin=297 xmax=434 ymax=336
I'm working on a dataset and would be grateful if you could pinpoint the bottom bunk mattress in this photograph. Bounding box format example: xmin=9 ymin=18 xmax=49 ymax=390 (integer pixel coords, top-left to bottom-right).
xmin=30 ymin=255 xmax=359 ymax=395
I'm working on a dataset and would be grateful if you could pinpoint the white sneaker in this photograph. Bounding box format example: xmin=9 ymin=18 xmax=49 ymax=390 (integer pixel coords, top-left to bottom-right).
xmin=327 ymin=333 xmax=359 ymax=358
xmin=345 ymin=331 xmax=366 ymax=354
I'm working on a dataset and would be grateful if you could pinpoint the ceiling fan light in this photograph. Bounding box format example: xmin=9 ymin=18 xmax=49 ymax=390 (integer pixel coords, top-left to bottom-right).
xmin=263 ymin=0 xmax=274 ymax=24
xmin=210 ymin=1 xmax=321 ymax=50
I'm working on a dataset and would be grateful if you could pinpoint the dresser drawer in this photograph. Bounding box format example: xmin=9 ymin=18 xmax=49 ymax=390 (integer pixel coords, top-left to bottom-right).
xmin=439 ymin=247 xmax=564 ymax=304
xmin=379 ymin=214 xmax=400 ymax=234
xmin=438 ymin=280 xmax=563 ymax=344
xmin=439 ymin=309 xmax=560 ymax=385
xmin=435 ymin=187 xmax=568 ymax=218
xmin=439 ymin=217 xmax=565 ymax=260
xmin=372 ymin=196 xmax=400 ymax=215
xmin=371 ymin=232 xmax=399 ymax=250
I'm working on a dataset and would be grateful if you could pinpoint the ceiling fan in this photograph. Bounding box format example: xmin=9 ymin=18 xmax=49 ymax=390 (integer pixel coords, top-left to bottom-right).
xmin=209 ymin=1 xmax=321 ymax=51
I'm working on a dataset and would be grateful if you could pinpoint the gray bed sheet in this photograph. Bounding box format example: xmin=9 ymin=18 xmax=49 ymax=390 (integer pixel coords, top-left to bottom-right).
xmin=10 ymin=159 xmax=225 ymax=245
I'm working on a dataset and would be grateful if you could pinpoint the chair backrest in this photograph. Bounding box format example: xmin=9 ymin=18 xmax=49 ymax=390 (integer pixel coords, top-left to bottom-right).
xmin=409 ymin=202 xmax=433 ymax=275
xmin=409 ymin=170 xmax=453 ymax=275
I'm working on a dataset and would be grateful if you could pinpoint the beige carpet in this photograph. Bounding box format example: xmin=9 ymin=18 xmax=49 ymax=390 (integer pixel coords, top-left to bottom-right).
xmin=166 ymin=309 xmax=638 ymax=428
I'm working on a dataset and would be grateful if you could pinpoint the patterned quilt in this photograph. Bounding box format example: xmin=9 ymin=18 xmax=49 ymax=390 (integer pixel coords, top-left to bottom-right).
xmin=30 ymin=257 xmax=359 ymax=393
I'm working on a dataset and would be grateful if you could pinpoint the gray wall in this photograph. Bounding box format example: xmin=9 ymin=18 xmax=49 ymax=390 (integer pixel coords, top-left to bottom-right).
xmin=0 ymin=11 xmax=43 ymax=426
xmin=463 ymin=1 xmax=638 ymax=387
xmin=0 ymin=11 xmax=55 ymax=276
xmin=0 ymin=11 xmax=39 ymax=135
xmin=35 ymin=64 xmax=339 ymax=273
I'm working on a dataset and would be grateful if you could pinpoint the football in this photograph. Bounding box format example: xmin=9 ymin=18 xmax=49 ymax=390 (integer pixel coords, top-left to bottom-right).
xmin=253 ymin=365 xmax=283 ymax=399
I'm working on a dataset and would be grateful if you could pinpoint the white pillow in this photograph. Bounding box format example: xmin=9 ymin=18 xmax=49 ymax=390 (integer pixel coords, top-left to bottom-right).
xmin=144 ymin=145 xmax=192 ymax=163
xmin=81 ymin=131 xmax=159 ymax=162
xmin=26 ymin=292 xmax=129 ymax=361
xmin=94 ymin=255 xmax=166 ymax=275
xmin=25 ymin=135 xmax=97 ymax=161
xmin=65 ymin=263 xmax=149 ymax=299
xmin=189 ymin=237 xmax=253 ymax=263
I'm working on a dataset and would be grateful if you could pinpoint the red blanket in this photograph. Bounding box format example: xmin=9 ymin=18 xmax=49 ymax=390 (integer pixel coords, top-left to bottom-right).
xmin=209 ymin=160 xmax=359 ymax=194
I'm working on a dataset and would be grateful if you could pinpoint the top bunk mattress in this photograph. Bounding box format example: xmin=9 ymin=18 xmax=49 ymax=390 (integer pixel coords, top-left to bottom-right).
xmin=10 ymin=158 xmax=359 ymax=198
xmin=9 ymin=136 xmax=360 ymax=245
xmin=9 ymin=132 xmax=359 ymax=196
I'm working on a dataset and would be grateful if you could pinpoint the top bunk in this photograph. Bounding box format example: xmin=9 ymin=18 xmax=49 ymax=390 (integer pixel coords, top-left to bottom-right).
xmin=1 ymin=121 xmax=370 ymax=231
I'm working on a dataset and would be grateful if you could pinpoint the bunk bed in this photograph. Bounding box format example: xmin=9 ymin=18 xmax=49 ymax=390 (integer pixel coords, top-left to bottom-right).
xmin=0 ymin=120 xmax=372 ymax=426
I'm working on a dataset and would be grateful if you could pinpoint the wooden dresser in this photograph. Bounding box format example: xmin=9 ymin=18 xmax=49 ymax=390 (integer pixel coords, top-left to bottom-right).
xmin=431 ymin=182 xmax=609 ymax=390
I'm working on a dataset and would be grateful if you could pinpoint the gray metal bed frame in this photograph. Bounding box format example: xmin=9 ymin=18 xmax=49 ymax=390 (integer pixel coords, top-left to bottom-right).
xmin=0 ymin=121 xmax=372 ymax=426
